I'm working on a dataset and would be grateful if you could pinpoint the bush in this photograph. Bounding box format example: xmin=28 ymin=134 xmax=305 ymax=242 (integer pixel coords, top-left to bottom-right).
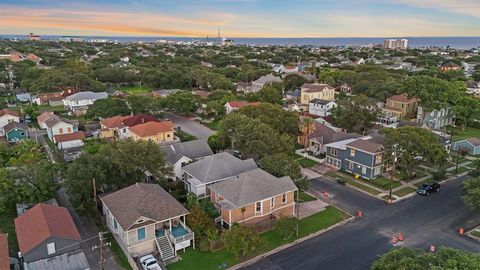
xmin=222 ymin=224 xmax=264 ymax=259
xmin=432 ymin=168 xmax=447 ymax=180
xmin=275 ymin=216 xmax=296 ymax=240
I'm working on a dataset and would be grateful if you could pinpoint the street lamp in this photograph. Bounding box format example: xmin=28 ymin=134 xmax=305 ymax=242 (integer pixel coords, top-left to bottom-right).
xmin=389 ymin=146 xmax=397 ymax=202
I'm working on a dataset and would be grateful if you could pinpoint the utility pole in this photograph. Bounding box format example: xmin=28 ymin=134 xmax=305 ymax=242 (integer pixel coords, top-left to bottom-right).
xmin=296 ymin=189 xmax=300 ymax=237
xmin=92 ymin=231 xmax=110 ymax=270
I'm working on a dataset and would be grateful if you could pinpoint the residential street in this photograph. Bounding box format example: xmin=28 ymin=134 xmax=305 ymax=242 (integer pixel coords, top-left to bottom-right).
xmin=243 ymin=175 xmax=480 ymax=270
xmin=163 ymin=112 xmax=215 ymax=140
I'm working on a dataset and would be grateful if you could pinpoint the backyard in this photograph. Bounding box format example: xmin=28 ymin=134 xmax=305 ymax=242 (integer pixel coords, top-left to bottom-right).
xmin=168 ymin=206 xmax=349 ymax=270
xmin=292 ymin=153 xmax=318 ymax=168
xmin=119 ymin=85 xmax=151 ymax=95
xmin=452 ymin=127 xmax=480 ymax=142
xmin=0 ymin=209 xmax=18 ymax=256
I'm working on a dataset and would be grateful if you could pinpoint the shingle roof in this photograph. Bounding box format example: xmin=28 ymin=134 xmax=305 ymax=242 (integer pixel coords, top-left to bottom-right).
xmin=54 ymin=131 xmax=85 ymax=143
xmin=387 ymin=93 xmax=417 ymax=103
xmin=129 ymin=121 xmax=173 ymax=137
xmin=466 ymin=138 xmax=480 ymax=147
xmin=44 ymin=115 xmax=76 ymax=128
xmin=209 ymin=168 xmax=297 ymax=209
xmin=37 ymin=111 xmax=55 ymax=124
xmin=14 ymin=204 xmax=81 ymax=255
xmin=0 ymin=108 xmax=20 ymax=118
xmin=226 ymin=101 xmax=260 ymax=108
xmin=253 ymin=74 xmax=282 ymax=85
xmin=301 ymin=83 xmax=334 ymax=93
xmin=0 ymin=234 xmax=8 ymax=270
xmin=347 ymin=139 xmax=384 ymax=153
xmin=182 ymin=152 xmax=258 ymax=184
xmin=162 ymin=140 xmax=213 ymax=164
xmin=64 ymin=91 xmax=107 ymax=101
xmin=3 ymin=121 xmax=28 ymax=133
xmin=310 ymin=99 xmax=333 ymax=105
xmin=100 ymin=183 xmax=189 ymax=230
xmin=122 ymin=113 xmax=159 ymax=127
xmin=100 ymin=115 xmax=129 ymax=129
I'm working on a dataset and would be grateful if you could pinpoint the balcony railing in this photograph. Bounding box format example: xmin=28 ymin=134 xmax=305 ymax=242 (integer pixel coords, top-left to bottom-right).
xmin=167 ymin=221 xmax=194 ymax=244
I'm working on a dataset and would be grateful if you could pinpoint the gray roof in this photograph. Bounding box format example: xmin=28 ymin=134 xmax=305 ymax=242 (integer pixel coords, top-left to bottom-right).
xmin=44 ymin=115 xmax=77 ymax=128
xmin=208 ymin=168 xmax=297 ymax=209
xmin=253 ymin=74 xmax=282 ymax=85
xmin=310 ymin=98 xmax=333 ymax=105
xmin=24 ymin=250 xmax=89 ymax=270
xmin=162 ymin=140 xmax=213 ymax=164
xmin=65 ymin=91 xmax=107 ymax=101
xmin=3 ymin=121 xmax=28 ymax=133
xmin=100 ymin=183 xmax=189 ymax=230
xmin=182 ymin=152 xmax=257 ymax=184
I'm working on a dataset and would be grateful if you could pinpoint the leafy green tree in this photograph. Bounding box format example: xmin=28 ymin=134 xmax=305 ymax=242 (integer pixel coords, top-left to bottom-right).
xmin=160 ymin=91 xmax=199 ymax=114
xmin=126 ymin=95 xmax=157 ymax=114
xmin=454 ymin=96 xmax=480 ymax=130
xmin=402 ymin=75 xmax=456 ymax=112
xmin=260 ymin=153 xmax=307 ymax=190
xmin=371 ymin=247 xmax=480 ymax=270
xmin=331 ymin=94 xmax=378 ymax=133
xmin=186 ymin=204 xmax=216 ymax=241
xmin=246 ymin=84 xmax=283 ymax=104
xmin=283 ymin=73 xmax=307 ymax=90
xmin=381 ymin=126 xmax=448 ymax=179
xmin=275 ymin=216 xmax=297 ymax=240
xmin=222 ymin=224 xmax=264 ymax=259
xmin=462 ymin=177 xmax=480 ymax=210
xmin=236 ymin=103 xmax=299 ymax=136
xmin=87 ymin=98 xmax=131 ymax=118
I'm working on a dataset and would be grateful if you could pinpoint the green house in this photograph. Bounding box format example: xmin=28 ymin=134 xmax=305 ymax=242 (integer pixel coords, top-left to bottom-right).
xmin=3 ymin=121 xmax=28 ymax=142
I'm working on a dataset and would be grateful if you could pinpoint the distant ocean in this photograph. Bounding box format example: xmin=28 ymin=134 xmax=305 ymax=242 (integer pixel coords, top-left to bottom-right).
xmin=1 ymin=35 xmax=480 ymax=49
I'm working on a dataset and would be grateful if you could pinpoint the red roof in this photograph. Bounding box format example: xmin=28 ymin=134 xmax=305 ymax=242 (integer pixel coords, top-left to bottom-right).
xmin=0 ymin=234 xmax=8 ymax=270
xmin=100 ymin=115 xmax=129 ymax=129
xmin=129 ymin=121 xmax=174 ymax=137
xmin=15 ymin=204 xmax=81 ymax=255
xmin=122 ymin=113 xmax=159 ymax=127
xmin=0 ymin=108 xmax=20 ymax=118
xmin=37 ymin=111 xmax=54 ymax=123
xmin=227 ymin=101 xmax=261 ymax=108
xmin=54 ymin=131 xmax=85 ymax=143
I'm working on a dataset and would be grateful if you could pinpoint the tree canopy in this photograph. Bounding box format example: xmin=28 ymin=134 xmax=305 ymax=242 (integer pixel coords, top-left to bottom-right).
xmin=331 ymin=94 xmax=379 ymax=133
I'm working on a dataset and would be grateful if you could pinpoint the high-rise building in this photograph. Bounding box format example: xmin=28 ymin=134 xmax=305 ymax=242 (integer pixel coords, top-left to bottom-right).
xmin=383 ymin=39 xmax=408 ymax=50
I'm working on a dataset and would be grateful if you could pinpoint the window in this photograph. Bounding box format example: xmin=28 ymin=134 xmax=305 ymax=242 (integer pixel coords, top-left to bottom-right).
xmin=137 ymin=227 xmax=146 ymax=240
xmin=270 ymin=197 xmax=275 ymax=208
xmin=67 ymin=127 xmax=72 ymax=133
xmin=330 ymin=148 xmax=338 ymax=156
xmin=282 ymin=193 xmax=287 ymax=204
xmin=20 ymin=132 xmax=25 ymax=136
xmin=374 ymin=167 xmax=381 ymax=176
xmin=375 ymin=154 xmax=383 ymax=165
xmin=361 ymin=166 xmax=367 ymax=175
xmin=255 ymin=201 xmax=262 ymax=214
xmin=59 ymin=128 xmax=63 ymax=134
xmin=47 ymin=242 xmax=56 ymax=255
xmin=349 ymin=161 xmax=353 ymax=170
xmin=350 ymin=149 xmax=356 ymax=157
xmin=113 ymin=219 xmax=118 ymax=229
xmin=167 ymin=134 xmax=171 ymax=138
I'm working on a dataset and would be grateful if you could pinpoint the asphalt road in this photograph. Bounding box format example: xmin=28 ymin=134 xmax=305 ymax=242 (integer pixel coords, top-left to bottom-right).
xmin=243 ymin=176 xmax=480 ymax=270
xmin=163 ymin=112 xmax=215 ymax=140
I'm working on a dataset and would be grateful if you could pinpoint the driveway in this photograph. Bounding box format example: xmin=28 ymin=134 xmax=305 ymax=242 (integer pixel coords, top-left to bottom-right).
xmin=242 ymin=175 xmax=480 ymax=270
xmin=163 ymin=112 xmax=215 ymax=140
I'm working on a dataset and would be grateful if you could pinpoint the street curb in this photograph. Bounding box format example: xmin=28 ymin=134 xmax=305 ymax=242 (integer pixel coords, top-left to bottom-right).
xmin=466 ymin=229 xmax=480 ymax=242
xmin=322 ymin=175 xmax=386 ymax=202
xmin=227 ymin=215 xmax=356 ymax=270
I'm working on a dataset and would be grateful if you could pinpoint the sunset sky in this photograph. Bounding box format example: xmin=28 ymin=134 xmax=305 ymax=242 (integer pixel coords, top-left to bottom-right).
xmin=1 ymin=0 xmax=479 ymax=37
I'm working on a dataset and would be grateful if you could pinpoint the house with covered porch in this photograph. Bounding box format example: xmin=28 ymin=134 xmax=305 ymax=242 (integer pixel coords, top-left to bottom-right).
xmin=100 ymin=183 xmax=194 ymax=261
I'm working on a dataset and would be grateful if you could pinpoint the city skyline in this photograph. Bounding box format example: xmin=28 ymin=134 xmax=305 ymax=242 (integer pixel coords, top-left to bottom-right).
xmin=1 ymin=0 xmax=479 ymax=38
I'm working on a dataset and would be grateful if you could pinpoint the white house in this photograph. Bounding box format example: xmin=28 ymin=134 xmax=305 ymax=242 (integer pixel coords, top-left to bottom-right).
xmin=308 ymin=99 xmax=337 ymax=117
xmin=45 ymin=115 xmax=77 ymax=141
xmin=54 ymin=131 xmax=85 ymax=149
xmin=63 ymin=91 xmax=108 ymax=116
xmin=0 ymin=109 xmax=21 ymax=136
xmin=224 ymin=101 xmax=260 ymax=114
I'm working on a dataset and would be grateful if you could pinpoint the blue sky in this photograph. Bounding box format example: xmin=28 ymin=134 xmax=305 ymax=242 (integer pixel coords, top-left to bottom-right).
xmin=1 ymin=0 xmax=479 ymax=37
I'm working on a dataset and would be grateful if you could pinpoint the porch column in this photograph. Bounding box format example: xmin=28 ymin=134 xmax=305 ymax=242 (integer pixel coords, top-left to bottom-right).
xmin=169 ymin=219 xmax=172 ymax=231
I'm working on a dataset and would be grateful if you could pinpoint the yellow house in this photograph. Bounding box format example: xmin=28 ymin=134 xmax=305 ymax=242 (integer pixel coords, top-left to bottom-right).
xmin=99 ymin=115 xmax=129 ymax=140
xmin=300 ymin=83 xmax=335 ymax=105
xmin=129 ymin=121 xmax=174 ymax=143
xmin=383 ymin=93 xmax=418 ymax=120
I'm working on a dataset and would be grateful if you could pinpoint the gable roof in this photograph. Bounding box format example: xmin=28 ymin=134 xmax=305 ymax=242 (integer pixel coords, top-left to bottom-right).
xmin=44 ymin=115 xmax=76 ymax=128
xmin=387 ymin=93 xmax=417 ymax=103
xmin=347 ymin=138 xmax=384 ymax=154
xmin=162 ymin=140 xmax=213 ymax=164
xmin=0 ymin=108 xmax=20 ymax=118
xmin=183 ymin=152 xmax=258 ymax=184
xmin=100 ymin=115 xmax=129 ymax=129
xmin=226 ymin=101 xmax=261 ymax=108
xmin=129 ymin=121 xmax=173 ymax=137
xmin=0 ymin=234 xmax=8 ymax=270
xmin=122 ymin=113 xmax=159 ymax=127
xmin=3 ymin=121 xmax=28 ymax=133
xmin=100 ymin=183 xmax=189 ymax=230
xmin=301 ymin=83 xmax=334 ymax=93
xmin=54 ymin=131 xmax=85 ymax=143
xmin=15 ymin=204 xmax=81 ymax=255
xmin=209 ymin=168 xmax=297 ymax=209
xmin=37 ymin=111 xmax=55 ymax=123
xmin=65 ymin=91 xmax=107 ymax=101
xmin=466 ymin=138 xmax=480 ymax=147
xmin=253 ymin=74 xmax=282 ymax=85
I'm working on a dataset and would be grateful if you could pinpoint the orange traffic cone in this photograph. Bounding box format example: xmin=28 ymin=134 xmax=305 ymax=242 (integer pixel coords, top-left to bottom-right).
xmin=429 ymin=244 xmax=436 ymax=253
xmin=459 ymin=227 xmax=464 ymax=235
xmin=391 ymin=236 xmax=398 ymax=244
xmin=357 ymin=210 xmax=363 ymax=218
xmin=397 ymin=232 xmax=404 ymax=241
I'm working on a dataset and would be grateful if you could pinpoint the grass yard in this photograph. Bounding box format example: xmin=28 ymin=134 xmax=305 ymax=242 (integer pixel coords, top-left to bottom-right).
xmin=0 ymin=209 xmax=18 ymax=256
xmin=450 ymin=166 xmax=471 ymax=175
xmin=297 ymin=191 xmax=317 ymax=202
xmin=292 ymin=153 xmax=318 ymax=168
xmin=471 ymin=230 xmax=480 ymax=239
xmin=327 ymin=172 xmax=382 ymax=196
xmin=168 ymin=206 xmax=348 ymax=270
xmin=119 ymin=85 xmax=151 ymax=95
xmin=452 ymin=127 xmax=480 ymax=142
xmin=359 ymin=177 xmax=401 ymax=190
xmin=108 ymin=233 xmax=133 ymax=270
xmin=175 ymin=130 xmax=197 ymax=142
xmin=393 ymin=187 xmax=417 ymax=197
xmin=202 ymin=120 xmax=221 ymax=130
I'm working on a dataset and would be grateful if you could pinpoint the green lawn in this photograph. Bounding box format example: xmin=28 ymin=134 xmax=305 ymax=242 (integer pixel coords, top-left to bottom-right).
xmin=108 ymin=233 xmax=133 ymax=270
xmin=359 ymin=177 xmax=401 ymax=190
xmin=119 ymin=85 xmax=151 ymax=95
xmin=297 ymin=191 xmax=317 ymax=202
xmin=168 ymin=206 xmax=348 ymax=270
xmin=450 ymin=166 xmax=471 ymax=175
xmin=292 ymin=154 xmax=318 ymax=168
xmin=0 ymin=209 xmax=17 ymax=256
xmin=175 ymin=130 xmax=197 ymax=142
xmin=393 ymin=187 xmax=417 ymax=197
xmin=202 ymin=120 xmax=221 ymax=130
xmin=452 ymin=127 xmax=480 ymax=142
xmin=326 ymin=172 xmax=382 ymax=195
xmin=471 ymin=230 xmax=480 ymax=238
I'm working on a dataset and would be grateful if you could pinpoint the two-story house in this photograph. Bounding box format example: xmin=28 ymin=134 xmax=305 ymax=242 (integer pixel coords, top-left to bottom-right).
xmin=325 ymin=136 xmax=385 ymax=180
xmin=382 ymin=93 xmax=418 ymax=120
xmin=63 ymin=91 xmax=108 ymax=116
xmin=45 ymin=115 xmax=78 ymax=141
xmin=0 ymin=109 xmax=20 ymax=136
xmin=209 ymin=168 xmax=297 ymax=229
xmin=129 ymin=121 xmax=174 ymax=144
xmin=161 ymin=140 xmax=213 ymax=181
xmin=300 ymin=83 xmax=335 ymax=107
xmin=182 ymin=152 xmax=258 ymax=197
xmin=417 ymin=107 xmax=455 ymax=129
xmin=308 ymin=99 xmax=337 ymax=117
xmin=100 ymin=183 xmax=194 ymax=261
xmin=99 ymin=113 xmax=160 ymax=140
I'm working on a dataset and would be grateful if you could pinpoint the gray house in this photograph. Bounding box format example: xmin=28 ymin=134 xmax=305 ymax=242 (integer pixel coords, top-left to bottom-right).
xmin=417 ymin=107 xmax=454 ymax=129
xmin=325 ymin=136 xmax=385 ymax=180
xmin=251 ymin=74 xmax=282 ymax=93
xmin=15 ymin=204 xmax=81 ymax=263
xmin=182 ymin=152 xmax=258 ymax=197
xmin=453 ymin=138 xmax=480 ymax=156
xmin=161 ymin=140 xmax=213 ymax=180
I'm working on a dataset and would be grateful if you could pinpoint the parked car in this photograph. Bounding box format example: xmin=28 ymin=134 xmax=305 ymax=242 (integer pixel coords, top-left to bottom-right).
xmin=139 ymin=254 xmax=162 ymax=270
xmin=417 ymin=183 xmax=440 ymax=196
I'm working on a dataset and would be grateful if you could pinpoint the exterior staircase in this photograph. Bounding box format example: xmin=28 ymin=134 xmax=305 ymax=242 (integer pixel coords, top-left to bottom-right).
xmin=156 ymin=235 xmax=175 ymax=261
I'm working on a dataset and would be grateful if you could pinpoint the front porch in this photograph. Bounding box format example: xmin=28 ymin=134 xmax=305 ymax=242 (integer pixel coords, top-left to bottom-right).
xmin=154 ymin=218 xmax=195 ymax=261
